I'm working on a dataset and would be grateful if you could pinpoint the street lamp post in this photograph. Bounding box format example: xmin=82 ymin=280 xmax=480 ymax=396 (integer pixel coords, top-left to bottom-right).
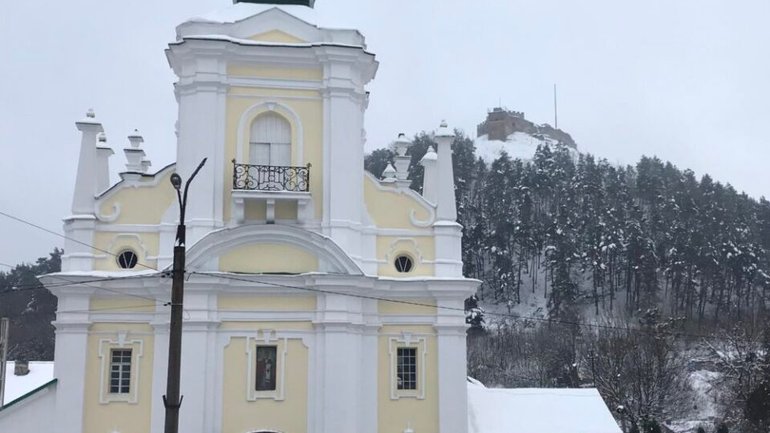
xmin=163 ymin=158 xmax=206 ymax=433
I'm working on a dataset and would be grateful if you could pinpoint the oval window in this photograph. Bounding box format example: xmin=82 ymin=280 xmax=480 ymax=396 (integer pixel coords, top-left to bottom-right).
xmin=394 ymin=255 xmax=414 ymax=273
xmin=117 ymin=250 xmax=138 ymax=269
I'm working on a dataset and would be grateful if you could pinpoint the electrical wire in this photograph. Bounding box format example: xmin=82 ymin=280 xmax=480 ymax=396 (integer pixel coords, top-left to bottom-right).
xmin=0 ymin=209 xmax=754 ymax=340
xmin=0 ymin=209 xmax=159 ymax=272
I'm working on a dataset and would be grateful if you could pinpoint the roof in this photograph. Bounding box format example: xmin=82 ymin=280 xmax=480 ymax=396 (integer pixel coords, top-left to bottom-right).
xmin=2 ymin=362 xmax=55 ymax=406
xmin=467 ymin=379 xmax=622 ymax=433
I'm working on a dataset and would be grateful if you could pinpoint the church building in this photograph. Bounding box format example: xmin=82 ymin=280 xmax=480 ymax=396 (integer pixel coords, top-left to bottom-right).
xmin=0 ymin=2 xmax=478 ymax=433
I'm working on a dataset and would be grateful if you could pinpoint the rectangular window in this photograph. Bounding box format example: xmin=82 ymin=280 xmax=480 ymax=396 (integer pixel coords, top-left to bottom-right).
xmin=396 ymin=347 xmax=417 ymax=390
xmin=109 ymin=349 xmax=132 ymax=394
xmin=255 ymin=346 xmax=278 ymax=391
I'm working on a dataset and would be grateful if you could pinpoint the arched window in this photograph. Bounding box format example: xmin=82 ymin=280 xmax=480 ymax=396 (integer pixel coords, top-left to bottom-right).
xmin=250 ymin=113 xmax=291 ymax=167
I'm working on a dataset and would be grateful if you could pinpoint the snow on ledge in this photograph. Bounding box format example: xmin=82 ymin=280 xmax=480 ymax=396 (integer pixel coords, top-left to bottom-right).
xmin=2 ymin=362 xmax=55 ymax=405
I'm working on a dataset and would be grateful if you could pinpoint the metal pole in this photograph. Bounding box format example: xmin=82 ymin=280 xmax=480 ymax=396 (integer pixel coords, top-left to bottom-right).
xmin=0 ymin=318 xmax=8 ymax=407
xmin=163 ymin=158 xmax=206 ymax=433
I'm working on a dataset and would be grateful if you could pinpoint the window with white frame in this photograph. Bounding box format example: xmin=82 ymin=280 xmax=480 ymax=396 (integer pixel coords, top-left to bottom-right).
xmin=246 ymin=335 xmax=287 ymax=401
xmin=388 ymin=335 xmax=427 ymax=399
xmin=396 ymin=347 xmax=417 ymax=390
xmin=98 ymin=335 xmax=143 ymax=404
xmin=109 ymin=349 xmax=132 ymax=394
xmin=250 ymin=112 xmax=291 ymax=167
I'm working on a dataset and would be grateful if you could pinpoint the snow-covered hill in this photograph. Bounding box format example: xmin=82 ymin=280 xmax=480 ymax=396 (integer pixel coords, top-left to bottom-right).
xmin=474 ymin=132 xmax=578 ymax=164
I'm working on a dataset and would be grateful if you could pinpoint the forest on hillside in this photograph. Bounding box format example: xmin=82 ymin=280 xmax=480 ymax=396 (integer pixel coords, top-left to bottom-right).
xmin=2 ymin=132 xmax=769 ymax=431
xmin=367 ymin=132 xmax=770 ymax=433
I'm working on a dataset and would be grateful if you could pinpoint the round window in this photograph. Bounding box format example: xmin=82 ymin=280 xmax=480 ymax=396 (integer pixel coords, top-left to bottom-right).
xmin=117 ymin=250 xmax=138 ymax=269
xmin=394 ymin=255 xmax=414 ymax=273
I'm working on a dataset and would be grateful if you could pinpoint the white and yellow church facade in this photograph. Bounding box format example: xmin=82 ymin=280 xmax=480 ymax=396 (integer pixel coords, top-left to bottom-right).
xmin=0 ymin=3 xmax=478 ymax=433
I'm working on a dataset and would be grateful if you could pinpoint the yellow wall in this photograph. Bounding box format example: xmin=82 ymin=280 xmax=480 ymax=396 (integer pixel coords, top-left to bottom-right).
xmin=224 ymin=85 xmax=323 ymax=222
xmin=227 ymin=65 xmax=322 ymax=81
xmin=376 ymin=236 xmax=435 ymax=277
xmin=83 ymin=323 xmax=154 ymax=433
xmin=378 ymin=325 xmax=439 ymax=433
xmin=378 ymin=299 xmax=436 ymax=316
xmin=364 ymin=176 xmax=432 ymax=230
xmin=90 ymin=297 xmax=156 ymax=313
xmin=222 ymin=334 xmax=309 ymax=433
xmin=218 ymin=295 xmax=316 ymax=311
xmin=244 ymin=200 xmax=298 ymax=221
xmin=92 ymin=232 xmax=160 ymax=271
xmin=218 ymin=242 xmax=319 ymax=274
xmin=98 ymin=172 xmax=175 ymax=225
xmin=247 ymin=29 xmax=306 ymax=44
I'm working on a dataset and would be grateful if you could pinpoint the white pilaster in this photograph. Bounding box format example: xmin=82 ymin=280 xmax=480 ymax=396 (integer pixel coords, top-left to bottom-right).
xmin=51 ymin=294 xmax=90 ymax=433
xmin=436 ymin=298 xmax=470 ymax=433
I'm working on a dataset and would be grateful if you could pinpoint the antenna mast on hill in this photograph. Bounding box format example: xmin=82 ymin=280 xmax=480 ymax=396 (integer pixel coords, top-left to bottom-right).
xmin=553 ymin=83 xmax=558 ymax=129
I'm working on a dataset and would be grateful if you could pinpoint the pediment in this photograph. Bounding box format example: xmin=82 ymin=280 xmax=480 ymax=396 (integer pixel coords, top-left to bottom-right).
xmin=181 ymin=7 xmax=323 ymax=44
xmin=185 ymin=225 xmax=363 ymax=275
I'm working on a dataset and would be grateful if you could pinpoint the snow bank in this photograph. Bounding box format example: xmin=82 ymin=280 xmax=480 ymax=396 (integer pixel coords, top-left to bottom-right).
xmin=468 ymin=379 xmax=622 ymax=433
xmin=2 ymin=362 xmax=54 ymax=405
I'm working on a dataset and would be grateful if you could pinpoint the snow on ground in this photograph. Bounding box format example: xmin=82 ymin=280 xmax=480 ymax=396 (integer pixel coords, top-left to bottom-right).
xmin=2 ymin=362 xmax=54 ymax=405
xmin=665 ymin=369 xmax=723 ymax=433
xmin=468 ymin=378 xmax=622 ymax=433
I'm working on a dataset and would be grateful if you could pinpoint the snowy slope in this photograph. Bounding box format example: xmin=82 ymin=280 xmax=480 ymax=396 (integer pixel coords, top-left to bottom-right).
xmin=467 ymin=379 xmax=622 ymax=433
xmin=2 ymin=361 xmax=54 ymax=405
xmin=474 ymin=132 xmax=551 ymax=164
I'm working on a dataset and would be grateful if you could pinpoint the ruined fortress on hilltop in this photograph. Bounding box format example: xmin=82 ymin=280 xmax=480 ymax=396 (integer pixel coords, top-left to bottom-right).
xmin=477 ymin=107 xmax=578 ymax=149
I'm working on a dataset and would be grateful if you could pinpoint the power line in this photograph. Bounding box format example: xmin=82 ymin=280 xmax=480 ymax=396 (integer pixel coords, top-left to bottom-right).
xmin=0 ymin=210 xmax=747 ymax=341
xmin=192 ymin=271 xmax=734 ymax=341
xmin=0 ymin=210 xmax=159 ymax=272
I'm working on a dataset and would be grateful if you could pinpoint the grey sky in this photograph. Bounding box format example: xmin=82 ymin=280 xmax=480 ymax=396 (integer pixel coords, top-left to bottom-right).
xmin=1 ymin=0 xmax=769 ymax=266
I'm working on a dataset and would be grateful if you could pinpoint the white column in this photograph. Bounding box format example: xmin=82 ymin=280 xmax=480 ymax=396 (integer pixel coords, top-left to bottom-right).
xmin=173 ymin=66 xmax=228 ymax=246
xmin=323 ymin=87 xmax=365 ymax=260
xmin=150 ymin=322 xmax=169 ymax=433
xmin=51 ymin=294 xmax=90 ymax=433
xmin=435 ymin=297 xmax=469 ymax=433
xmin=177 ymin=292 xmax=219 ymax=433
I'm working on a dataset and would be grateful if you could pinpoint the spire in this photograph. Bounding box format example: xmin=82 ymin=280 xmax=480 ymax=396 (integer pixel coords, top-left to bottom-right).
xmin=420 ymin=145 xmax=437 ymax=204
xmin=72 ymin=109 xmax=104 ymax=214
xmin=433 ymin=120 xmax=457 ymax=222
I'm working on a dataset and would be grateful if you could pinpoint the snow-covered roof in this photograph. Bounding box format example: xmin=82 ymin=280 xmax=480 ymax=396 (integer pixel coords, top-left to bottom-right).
xmin=178 ymin=4 xmax=365 ymax=47
xmin=467 ymin=379 xmax=622 ymax=433
xmin=2 ymin=362 xmax=54 ymax=406
xmin=189 ymin=3 xmax=317 ymax=25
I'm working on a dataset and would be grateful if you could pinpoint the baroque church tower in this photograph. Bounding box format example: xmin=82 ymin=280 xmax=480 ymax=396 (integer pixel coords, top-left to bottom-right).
xmin=0 ymin=3 xmax=479 ymax=433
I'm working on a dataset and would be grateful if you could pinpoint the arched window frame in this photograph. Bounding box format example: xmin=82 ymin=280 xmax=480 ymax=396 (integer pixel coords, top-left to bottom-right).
xmin=236 ymin=101 xmax=304 ymax=167
xmin=249 ymin=112 xmax=292 ymax=167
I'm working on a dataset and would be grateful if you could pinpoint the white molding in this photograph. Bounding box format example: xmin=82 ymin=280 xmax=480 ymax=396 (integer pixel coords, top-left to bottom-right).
xmin=97 ymin=333 xmax=144 ymax=404
xmin=184 ymin=224 xmax=363 ymax=275
xmin=388 ymin=334 xmax=427 ymax=400
xmin=245 ymin=332 xmax=288 ymax=401
xmin=235 ymin=100 xmax=304 ymax=166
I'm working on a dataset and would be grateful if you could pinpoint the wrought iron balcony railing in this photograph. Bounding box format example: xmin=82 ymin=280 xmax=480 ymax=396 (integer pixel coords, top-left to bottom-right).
xmin=232 ymin=160 xmax=311 ymax=192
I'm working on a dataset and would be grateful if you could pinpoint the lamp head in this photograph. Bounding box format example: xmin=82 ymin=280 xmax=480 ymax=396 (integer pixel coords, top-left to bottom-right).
xmin=170 ymin=173 xmax=182 ymax=191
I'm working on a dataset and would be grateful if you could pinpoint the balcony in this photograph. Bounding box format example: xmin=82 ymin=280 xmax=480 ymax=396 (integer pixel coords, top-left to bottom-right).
xmin=231 ymin=161 xmax=312 ymax=224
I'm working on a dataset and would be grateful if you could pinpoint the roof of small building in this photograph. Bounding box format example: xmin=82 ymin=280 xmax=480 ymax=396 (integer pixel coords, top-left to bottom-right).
xmin=467 ymin=378 xmax=623 ymax=433
xmin=2 ymin=362 xmax=55 ymax=406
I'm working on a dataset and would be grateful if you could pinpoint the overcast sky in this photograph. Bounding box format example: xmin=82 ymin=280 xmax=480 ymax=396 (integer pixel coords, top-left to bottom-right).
xmin=1 ymin=0 xmax=769 ymax=266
